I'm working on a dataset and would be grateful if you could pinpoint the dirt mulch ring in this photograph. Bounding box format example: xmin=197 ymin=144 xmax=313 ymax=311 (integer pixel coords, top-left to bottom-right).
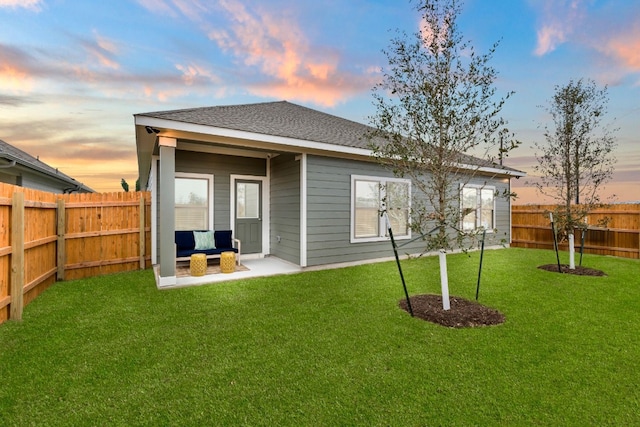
xmin=399 ymin=294 xmax=505 ymax=328
xmin=537 ymin=264 xmax=606 ymax=276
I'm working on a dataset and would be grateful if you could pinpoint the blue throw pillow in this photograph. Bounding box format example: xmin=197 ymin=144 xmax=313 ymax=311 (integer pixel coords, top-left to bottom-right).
xmin=215 ymin=230 xmax=233 ymax=248
xmin=193 ymin=231 xmax=216 ymax=250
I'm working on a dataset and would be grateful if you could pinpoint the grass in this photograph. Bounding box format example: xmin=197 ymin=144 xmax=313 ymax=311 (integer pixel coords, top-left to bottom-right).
xmin=1 ymin=248 xmax=639 ymax=426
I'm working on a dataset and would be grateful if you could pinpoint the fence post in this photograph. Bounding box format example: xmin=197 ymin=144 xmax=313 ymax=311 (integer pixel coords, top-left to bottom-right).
xmin=57 ymin=198 xmax=65 ymax=281
xmin=10 ymin=192 xmax=24 ymax=321
xmin=139 ymin=196 xmax=145 ymax=269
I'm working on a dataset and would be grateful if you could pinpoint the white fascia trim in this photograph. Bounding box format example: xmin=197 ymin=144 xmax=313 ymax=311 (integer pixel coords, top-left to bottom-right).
xmin=454 ymin=161 xmax=527 ymax=177
xmin=135 ymin=116 xmax=372 ymax=158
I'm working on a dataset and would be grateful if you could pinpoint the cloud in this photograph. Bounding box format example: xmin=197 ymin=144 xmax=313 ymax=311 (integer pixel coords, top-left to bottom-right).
xmin=175 ymin=63 xmax=220 ymax=86
xmin=136 ymin=0 xmax=373 ymax=107
xmin=532 ymin=0 xmax=588 ymax=56
xmin=602 ymin=29 xmax=640 ymax=72
xmin=0 ymin=0 xmax=43 ymax=11
xmin=2 ymin=121 xmax=137 ymax=192
xmin=0 ymin=43 xmax=39 ymax=91
xmin=530 ymin=1 xmax=640 ymax=84
xmin=208 ymin=0 xmax=373 ymax=106
xmin=0 ymin=36 xmax=210 ymax=103
xmin=0 ymin=37 xmax=123 ymax=90
xmin=0 ymin=94 xmax=38 ymax=106
xmin=135 ymin=0 xmax=179 ymax=17
xmin=81 ymin=31 xmax=121 ymax=70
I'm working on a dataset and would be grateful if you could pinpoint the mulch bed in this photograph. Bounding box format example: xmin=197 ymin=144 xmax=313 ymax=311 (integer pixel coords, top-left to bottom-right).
xmin=537 ymin=264 xmax=606 ymax=276
xmin=400 ymin=264 xmax=606 ymax=328
xmin=399 ymin=294 xmax=505 ymax=328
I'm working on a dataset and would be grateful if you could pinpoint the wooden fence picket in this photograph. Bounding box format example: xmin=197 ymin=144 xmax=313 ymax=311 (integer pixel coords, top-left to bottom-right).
xmin=0 ymin=183 xmax=151 ymax=324
xmin=511 ymin=204 xmax=640 ymax=259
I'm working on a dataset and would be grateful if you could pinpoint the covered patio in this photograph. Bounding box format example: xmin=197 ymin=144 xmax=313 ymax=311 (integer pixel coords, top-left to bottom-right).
xmin=153 ymin=256 xmax=302 ymax=289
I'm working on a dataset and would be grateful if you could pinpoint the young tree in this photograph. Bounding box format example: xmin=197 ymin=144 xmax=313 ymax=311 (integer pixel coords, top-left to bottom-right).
xmin=367 ymin=0 xmax=519 ymax=308
xmin=533 ymin=78 xmax=617 ymax=268
xmin=121 ymin=178 xmax=141 ymax=192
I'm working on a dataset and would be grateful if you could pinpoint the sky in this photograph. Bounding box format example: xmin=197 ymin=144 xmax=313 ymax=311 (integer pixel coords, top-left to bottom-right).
xmin=0 ymin=0 xmax=638 ymax=204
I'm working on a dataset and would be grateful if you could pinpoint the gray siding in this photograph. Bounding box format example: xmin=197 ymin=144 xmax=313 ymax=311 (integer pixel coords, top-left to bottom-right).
xmin=305 ymin=155 xmax=513 ymax=267
xmin=13 ymin=171 xmax=69 ymax=193
xmin=305 ymin=155 xmax=426 ymax=266
xmin=0 ymin=172 xmax=18 ymax=186
xmin=269 ymin=154 xmax=300 ymax=264
xmin=175 ymin=150 xmax=266 ymax=230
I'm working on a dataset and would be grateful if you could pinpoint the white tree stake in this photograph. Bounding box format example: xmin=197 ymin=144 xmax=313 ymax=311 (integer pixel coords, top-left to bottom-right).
xmin=439 ymin=251 xmax=450 ymax=311
xmin=569 ymin=233 xmax=575 ymax=269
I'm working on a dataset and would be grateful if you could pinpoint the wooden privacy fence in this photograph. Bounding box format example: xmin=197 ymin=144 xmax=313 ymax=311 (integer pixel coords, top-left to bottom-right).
xmin=511 ymin=204 xmax=640 ymax=260
xmin=0 ymin=183 xmax=151 ymax=324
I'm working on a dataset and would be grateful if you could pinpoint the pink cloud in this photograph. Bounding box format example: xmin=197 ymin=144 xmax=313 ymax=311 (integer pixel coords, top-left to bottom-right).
xmin=0 ymin=44 xmax=37 ymax=91
xmin=604 ymin=30 xmax=640 ymax=71
xmin=206 ymin=0 xmax=363 ymax=106
xmin=77 ymin=32 xmax=121 ymax=70
xmin=0 ymin=0 xmax=42 ymax=11
xmin=175 ymin=63 xmax=220 ymax=86
xmin=134 ymin=0 xmax=376 ymax=106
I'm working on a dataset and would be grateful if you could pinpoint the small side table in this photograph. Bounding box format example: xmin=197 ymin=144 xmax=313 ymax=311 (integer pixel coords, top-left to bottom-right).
xmin=190 ymin=253 xmax=207 ymax=276
xmin=220 ymin=251 xmax=236 ymax=274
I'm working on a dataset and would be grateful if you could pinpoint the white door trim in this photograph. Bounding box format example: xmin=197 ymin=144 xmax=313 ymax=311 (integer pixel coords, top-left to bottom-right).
xmin=230 ymin=174 xmax=269 ymax=255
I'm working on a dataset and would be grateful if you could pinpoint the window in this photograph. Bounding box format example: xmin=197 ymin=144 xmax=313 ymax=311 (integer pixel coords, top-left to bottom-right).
xmin=351 ymin=175 xmax=411 ymax=242
xmin=175 ymin=173 xmax=213 ymax=230
xmin=461 ymin=185 xmax=495 ymax=231
xmin=236 ymin=182 xmax=260 ymax=219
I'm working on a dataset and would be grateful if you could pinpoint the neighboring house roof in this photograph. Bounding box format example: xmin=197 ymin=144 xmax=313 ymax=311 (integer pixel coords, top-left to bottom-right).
xmin=135 ymin=100 xmax=526 ymax=183
xmin=0 ymin=139 xmax=93 ymax=193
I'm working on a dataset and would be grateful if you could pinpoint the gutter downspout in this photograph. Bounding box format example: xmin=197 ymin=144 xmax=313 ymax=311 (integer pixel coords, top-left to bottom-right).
xmin=0 ymin=159 xmax=17 ymax=168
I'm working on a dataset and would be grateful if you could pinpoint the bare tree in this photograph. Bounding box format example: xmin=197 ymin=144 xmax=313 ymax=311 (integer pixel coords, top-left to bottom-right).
xmin=367 ymin=0 xmax=519 ymax=308
xmin=533 ymin=78 xmax=617 ymax=268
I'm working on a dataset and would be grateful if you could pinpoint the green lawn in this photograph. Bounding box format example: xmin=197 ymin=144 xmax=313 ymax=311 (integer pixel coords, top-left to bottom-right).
xmin=1 ymin=248 xmax=639 ymax=426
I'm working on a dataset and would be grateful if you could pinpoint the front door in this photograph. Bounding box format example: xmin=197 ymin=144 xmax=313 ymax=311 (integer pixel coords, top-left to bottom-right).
xmin=235 ymin=180 xmax=262 ymax=254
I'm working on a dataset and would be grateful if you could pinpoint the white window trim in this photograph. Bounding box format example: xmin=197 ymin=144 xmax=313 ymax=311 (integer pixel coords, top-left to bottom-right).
xmin=175 ymin=172 xmax=214 ymax=230
xmin=460 ymin=183 xmax=496 ymax=233
xmin=350 ymin=174 xmax=411 ymax=243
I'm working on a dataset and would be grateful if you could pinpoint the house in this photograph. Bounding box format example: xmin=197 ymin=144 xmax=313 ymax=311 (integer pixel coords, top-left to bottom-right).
xmin=134 ymin=101 xmax=525 ymax=287
xmin=0 ymin=139 xmax=93 ymax=193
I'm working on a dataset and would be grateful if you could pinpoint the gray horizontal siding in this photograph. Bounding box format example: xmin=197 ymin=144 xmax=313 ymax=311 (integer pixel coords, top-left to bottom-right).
xmin=305 ymin=155 xmax=423 ymax=267
xmin=176 ymin=150 xmax=266 ymax=230
xmin=270 ymin=154 xmax=300 ymax=264
xmin=304 ymin=155 xmax=513 ymax=267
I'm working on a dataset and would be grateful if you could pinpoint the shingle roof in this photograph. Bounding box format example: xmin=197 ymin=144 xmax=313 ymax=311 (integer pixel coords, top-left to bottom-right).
xmin=0 ymin=139 xmax=93 ymax=192
xmin=137 ymin=100 xmax=524 ymax=176
xmin=137 ymin=100 xmax=375 ymax=150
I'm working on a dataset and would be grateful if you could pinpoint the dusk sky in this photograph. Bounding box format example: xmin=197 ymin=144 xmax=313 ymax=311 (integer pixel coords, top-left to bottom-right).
xmin=1 ymin=0 xmax=638 ymax=203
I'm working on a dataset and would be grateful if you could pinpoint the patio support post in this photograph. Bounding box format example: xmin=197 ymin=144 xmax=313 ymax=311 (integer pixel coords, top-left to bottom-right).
xmin=159 ymin=137 xmax=177 ymax=284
